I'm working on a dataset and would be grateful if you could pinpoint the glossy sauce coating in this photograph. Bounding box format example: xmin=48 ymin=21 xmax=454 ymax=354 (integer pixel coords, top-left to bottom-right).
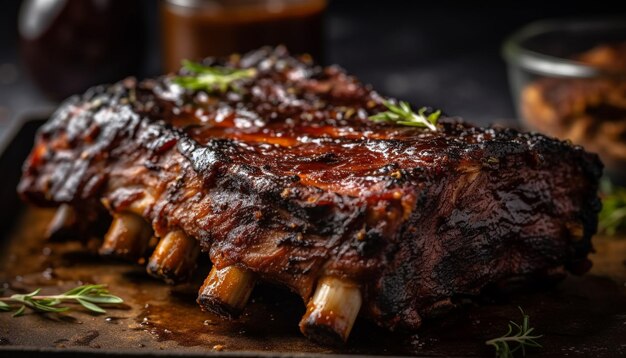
xmin=18 ymin=47 xmax=603 ymax=331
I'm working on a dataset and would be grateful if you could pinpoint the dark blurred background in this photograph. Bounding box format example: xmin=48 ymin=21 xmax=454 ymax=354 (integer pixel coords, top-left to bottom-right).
xmin=0 ymin=0 xmax=624 ymax=134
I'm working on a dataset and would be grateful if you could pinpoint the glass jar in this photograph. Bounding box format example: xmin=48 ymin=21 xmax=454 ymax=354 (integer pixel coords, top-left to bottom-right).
xmin=503 ymin=18 xmax=626 ymax=183
xmin=19 ymin=0 xmax=144 ymax=100
xmin=160 ymin=0 xmax=327 ymax=73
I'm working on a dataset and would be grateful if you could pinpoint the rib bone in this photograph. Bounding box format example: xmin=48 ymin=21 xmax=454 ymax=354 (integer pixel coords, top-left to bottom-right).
xmin=126 ymin=193 xmax=155 ymax=216
xmin=99 ymin=212 xmax=152 ymax=261
xmin=146 ymin=230 xmax=200 ymax=284
xmin=197 ymin=266 xmax=256 ymax=318
xmin=299 ymin=276 xmax=362 ymax=345
xmin=45 ymin=204 xmax=77 ymax=241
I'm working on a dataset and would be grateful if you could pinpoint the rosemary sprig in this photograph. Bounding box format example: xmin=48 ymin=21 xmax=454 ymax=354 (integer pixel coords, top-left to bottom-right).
xmin=0 ymin=284 xmax=123 ymax=317
xmin=173 ymin=60 xmax=257 ymax=93
xmin=485 ymin=308 xmax=542 ymax=358
xmin=369 ymin=100 xmax=441 ymax=130
xmin=599 ymin=179 xmax=626 ymax=236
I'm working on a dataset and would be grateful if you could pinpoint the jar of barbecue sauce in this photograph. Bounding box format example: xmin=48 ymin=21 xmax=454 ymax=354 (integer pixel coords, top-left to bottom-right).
xmin=19 ymin=0 xmax=144 ymax=100
xmin=160 ymin=0 xmax=326 ymax=73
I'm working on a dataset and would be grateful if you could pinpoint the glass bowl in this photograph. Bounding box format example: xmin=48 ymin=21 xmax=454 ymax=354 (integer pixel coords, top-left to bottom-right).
xmin=503 ymin=17 xmax=626 ymax=183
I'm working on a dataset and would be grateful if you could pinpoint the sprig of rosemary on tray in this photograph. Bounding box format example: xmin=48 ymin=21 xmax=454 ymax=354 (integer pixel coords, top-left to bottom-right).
xmin=485 ymin=308 xmax=542 ymax=358
xmin=0 ymin=284 xmax=123 ymax=317
xmin=369 ymin=100 xmax=441 ymax=130
xmin=599 ymin=179 xmax=626 ymax=236
xmin=173 ymin=60 xmax=257 ymax=93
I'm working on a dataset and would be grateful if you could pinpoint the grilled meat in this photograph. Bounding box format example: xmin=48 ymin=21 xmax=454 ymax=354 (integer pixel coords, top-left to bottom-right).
xmin=18 ymin=47 xmax=602 ymax=345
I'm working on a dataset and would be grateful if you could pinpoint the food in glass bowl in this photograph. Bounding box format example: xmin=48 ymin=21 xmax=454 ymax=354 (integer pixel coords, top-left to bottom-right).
xmin=504 ymin=19 xmax=626 ymax=182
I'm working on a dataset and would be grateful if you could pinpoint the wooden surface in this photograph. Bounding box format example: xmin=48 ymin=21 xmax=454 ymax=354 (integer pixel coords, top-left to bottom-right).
xmin=1 ymin=207 xmax=626 ymax=357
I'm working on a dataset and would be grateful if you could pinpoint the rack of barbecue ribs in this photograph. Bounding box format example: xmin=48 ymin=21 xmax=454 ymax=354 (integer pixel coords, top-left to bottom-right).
xmin=18 ymin=47 xmax=602 ymax=345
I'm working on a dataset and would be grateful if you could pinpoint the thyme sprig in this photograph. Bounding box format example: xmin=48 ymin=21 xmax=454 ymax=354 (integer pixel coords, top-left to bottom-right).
xmin=0 ymin=284 xmax=123 ymax=317
xmin=485 ymin=308 xmax=542 ymax=358
xmin=173 ymin=60 xmax=257 ymax=93
xmin=369 ymin=100 xmax=441 ymax=130
xmin=599 ymin=179 xmax=626 ymax=236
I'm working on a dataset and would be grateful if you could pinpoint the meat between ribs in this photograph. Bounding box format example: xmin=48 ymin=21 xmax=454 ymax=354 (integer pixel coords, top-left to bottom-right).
xmin=18 ymin=47 xmax=602 ymax=344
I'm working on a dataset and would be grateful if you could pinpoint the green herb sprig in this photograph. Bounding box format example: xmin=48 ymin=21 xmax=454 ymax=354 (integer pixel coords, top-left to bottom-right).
xmin=485 ymin=308 xmax=542 ymax=358
xmin=0 ymin=284 xmax=123 ymax=317
xmin=369 ymin=100 xmax=441 ymax=130
xmin=599 ymin=179 xmax=626 ymax=236
xmin=173 ymin=60 xmax=256 ymax=93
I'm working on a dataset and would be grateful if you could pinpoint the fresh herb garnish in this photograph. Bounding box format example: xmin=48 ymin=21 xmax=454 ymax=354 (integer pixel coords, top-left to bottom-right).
xmin=0 ymin=284 xmax=123 ymax=317
xmin=173 ymin=60 xmax=256 ymax=93
xmin=485 ymin=308 xmax=542 ymax=358
xmin=599 ymin=179 xmax=626 ymax=236
xmin=369 ymin=100 xmax=441 ymax=130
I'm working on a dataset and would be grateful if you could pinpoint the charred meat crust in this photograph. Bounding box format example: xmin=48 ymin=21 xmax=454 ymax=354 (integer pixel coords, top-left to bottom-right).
xmin=18 ymin=47 xmax=603 ymax=330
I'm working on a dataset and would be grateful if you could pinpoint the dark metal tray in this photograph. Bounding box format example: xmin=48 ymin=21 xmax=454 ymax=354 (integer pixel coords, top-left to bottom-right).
xmin=1 ymin=118 xmax=626 ymax=357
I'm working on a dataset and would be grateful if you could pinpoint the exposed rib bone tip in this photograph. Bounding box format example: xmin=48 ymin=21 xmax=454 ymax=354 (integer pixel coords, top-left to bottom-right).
xmin=45 ymin=204 xmax=76 ymax=241
xmin=99 ymin=212 xmax=152 ymax=261
xmin=126 ymin=192 xmax=155 ymax=216
xmin=147 ymin=230 xmax=199 ymax=284
xmin=299 ymin=276 xmax=362 ymax=346
xmin=197 ymin=265 xmax=256 ymax=318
